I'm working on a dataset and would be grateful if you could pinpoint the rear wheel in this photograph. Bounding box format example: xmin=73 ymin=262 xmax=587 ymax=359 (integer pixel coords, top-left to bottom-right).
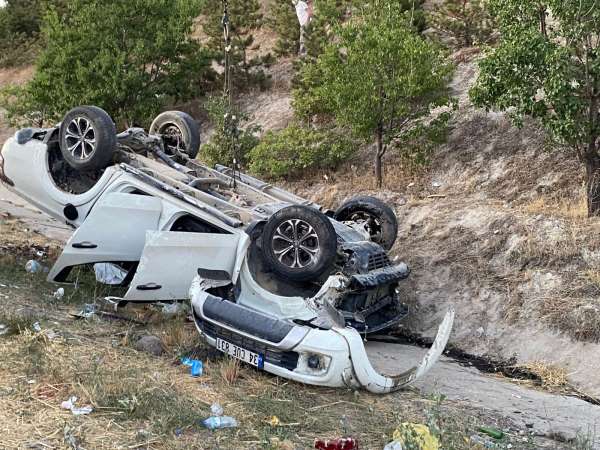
xmin=261 ymin=206 xmax=338 ymax=282
xmin=149 ymin=111 xmax=200 ymax=159
xmin=59 ymin=106 xmax=116 ymax=172
xmin=334 ymin=196 xmax=398 ymax=250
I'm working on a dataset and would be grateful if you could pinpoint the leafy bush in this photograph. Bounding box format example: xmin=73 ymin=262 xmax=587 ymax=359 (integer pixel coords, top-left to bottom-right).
xmin=201 ymin=96 xmax=261 ymax=167
xmin=0 ymin=0 xmax=214 ymax=126
xmin=248 ymin=125 xmax=356 ymax=179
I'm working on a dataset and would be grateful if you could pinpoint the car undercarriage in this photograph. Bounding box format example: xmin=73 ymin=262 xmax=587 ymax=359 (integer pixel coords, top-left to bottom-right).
xmin=0 ymin=105 xmax=454 ymax=393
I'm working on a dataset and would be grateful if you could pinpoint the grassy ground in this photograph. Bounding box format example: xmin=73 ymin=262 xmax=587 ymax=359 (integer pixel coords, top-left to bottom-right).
xmin=0 ymin=253 xmax=554 ymax=450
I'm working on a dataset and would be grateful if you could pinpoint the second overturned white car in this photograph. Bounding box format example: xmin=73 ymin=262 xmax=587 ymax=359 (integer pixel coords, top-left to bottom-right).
xmin=0 ymin=106 xmax=454 ymax=393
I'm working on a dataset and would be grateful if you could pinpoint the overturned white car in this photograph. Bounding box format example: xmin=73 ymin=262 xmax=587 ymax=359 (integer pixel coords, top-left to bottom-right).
xmin=0 ymin=106 xmax=454 ymax=393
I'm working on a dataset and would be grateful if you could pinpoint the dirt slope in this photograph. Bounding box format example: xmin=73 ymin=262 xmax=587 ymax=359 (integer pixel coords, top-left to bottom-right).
xmin=284 ymin=58 xmax=600 ymax=399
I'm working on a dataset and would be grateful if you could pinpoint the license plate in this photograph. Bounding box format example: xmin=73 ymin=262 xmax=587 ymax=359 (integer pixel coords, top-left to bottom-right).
xmin=216 ymin=338 xmax=264 ymax=369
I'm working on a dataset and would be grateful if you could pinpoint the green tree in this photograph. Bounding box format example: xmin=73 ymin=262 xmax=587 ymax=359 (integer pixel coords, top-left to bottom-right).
xmin=202 ymin=0 xmax=272 ymax=89
xmin=428 ymin=0 xmax=495 ymax=48
xmin=267 ymin=0 xmax=300 ymax=57
xmin=248 ymin=124 xmax=356 ymax=178
xmin=470 ymin=0 xmax=600 ymax=216
xmin=294 ymin=0 xmax=452 ymax=186
xmin=1 ymin=0 xmax=214 ymax=126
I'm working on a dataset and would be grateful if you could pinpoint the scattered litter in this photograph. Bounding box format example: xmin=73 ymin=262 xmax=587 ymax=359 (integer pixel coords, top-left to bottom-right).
xmin=201 ymin=416 xmax=238 ymax=430
xmin=268 ymin=416 xmax=280 ymax=427
xmin=61 ymin=396 xmax=93 ymax=416
xmin=0 ymin=283 xmax=7 ymax=288
xmin=385 ymin=424 xmax=439 ymax=450
xmin=470 ymin=434 xmax=499 ymax=448
xmin=174 ymin=428 xmax=184 ymax=437
xmin=477 ymin=426 xmax=504 ymax=440
xmin=383 ymin=442 xmax=403 ymax=450
xmin=210 ymin=402 xmax=224 ymax=417
xmin=32 ymin=322 xmax=42 ymax=333
xmin=78 ymin=304 xmax=98 ymax=319
xmin=407 ymin=182 xmax=415 ymax=188
xmin=201 ymin=402 xmax=237 ymax=430
xmin=432 ymin=181 xmax=442 ymax=188
xmin=0 ymin=324 xmax=8 ymax=336
xmin=159 ymin=302 xmax=186 ymax=316
xmin=36 ymin=250 xmax=45 ymax=258
xmin=182 ymin=357 xmax=204 ymax=377
xmin=94 ymin=263 xmax=127 ymax=285
xmin=53 ymin=288 xmax=65 ymax=300
xmin=25 ymin=260 xmax=47 ymax=274
xmin=314 ymin=437 xmax=358 ymax=450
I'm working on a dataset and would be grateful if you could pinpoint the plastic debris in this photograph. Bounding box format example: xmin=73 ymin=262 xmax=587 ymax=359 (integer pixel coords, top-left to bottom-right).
xmin=210 ymin=402 xmax=224 ymax=417
xmin=191 ymin=360 xmax=203 ymax=377
xmin=94 ymin=263 xmax=127 ymax=285
xmin=25 ymin=260 xmax=47 ymax=274
xmin=383 ymin=442 xmax=403 ymax=450
xmin=201 ymin=416 xmax=238 ymax=430
xmin=295 ymin=0 xmax=312 ymax=27
xmin=61 ymin=396 xmax=93 ymax=416
xmin=478 ymin=426 xmax=504 ymax=440
xmin=386 ymin=424 xmax=439 ymax=450
xmin=314 ymin=438 xmax=358 ymax=450
xmin=160 ymin=302 xmax=186 ymax=316
xmin=78 ymin=304 xmax=98 ymax=319
xmin=32 ymin=322 xmax=42 ymax=333
xmin=470 ymin=434 xmax=499 ymax=448
xmin=0 ymin=324 xmax=8 ymax=336
xmin=53 ymin=288 xmax=65 ymax=300
xmin=181 ymin=358 xmax=203 ymax=377
xmin=432 ymin=181 xmax=442 ymax=188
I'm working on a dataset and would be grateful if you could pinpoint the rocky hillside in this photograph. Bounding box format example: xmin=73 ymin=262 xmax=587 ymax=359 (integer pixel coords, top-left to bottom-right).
xmin=284 ymin=56 xmax=600 ymax=398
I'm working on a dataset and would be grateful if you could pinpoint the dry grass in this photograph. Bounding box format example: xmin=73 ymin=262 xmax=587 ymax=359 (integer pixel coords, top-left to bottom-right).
xmin=218 ymin=357 xmax=243 ymax=386
xmin=519 ymin=361 xmax=569 ymax=389
xmin=521 ymin=195 xmax=588 ymax=221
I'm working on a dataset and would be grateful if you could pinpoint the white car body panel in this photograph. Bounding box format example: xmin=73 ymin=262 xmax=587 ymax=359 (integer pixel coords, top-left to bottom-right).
xmin=124 ymin=230 xmax=241 ymax=301
xmin=47 ymin=192 xmax=163 ymax=281
xmin=2 ymin=137 xmax=121 ymax=227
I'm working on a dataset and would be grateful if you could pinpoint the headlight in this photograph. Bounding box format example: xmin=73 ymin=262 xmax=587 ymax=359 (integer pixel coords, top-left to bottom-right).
xmin=296 ymin=352 xmax=332 ymax=375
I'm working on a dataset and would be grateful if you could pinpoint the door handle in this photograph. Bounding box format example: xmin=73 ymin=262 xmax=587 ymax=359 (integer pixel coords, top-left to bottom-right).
xmin=136 ymin=283 xmax=162 ymax=291
xmin=72 ymin=241 xmax=98 ymax=249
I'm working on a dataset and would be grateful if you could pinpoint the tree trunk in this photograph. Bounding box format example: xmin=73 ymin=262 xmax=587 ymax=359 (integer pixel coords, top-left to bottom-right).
xmin=375 ymin=124 xmax=384 ymax=188
xmin=586 ymin=151 xmax=600 ymax=216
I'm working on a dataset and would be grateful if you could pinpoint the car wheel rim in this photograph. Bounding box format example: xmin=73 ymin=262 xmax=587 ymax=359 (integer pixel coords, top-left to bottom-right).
xmin=160 ymin=123 xmax=186 ymax=154
xmin=272 ymin=219 xmax=320 ymax=269
xmin=65 ymin=116 xmax=96 ymax=161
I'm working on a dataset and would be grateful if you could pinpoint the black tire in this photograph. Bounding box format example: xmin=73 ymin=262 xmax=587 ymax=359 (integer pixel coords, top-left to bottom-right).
xmin=261 ymin=206 xmax=338 ymax=282
xmin=59 ymin=106 xmax=116 ymax=172
xmin=149 ymin=111 xmax=200 ymax=159
xmin=334 ymin=196 xmax=398 ymax=250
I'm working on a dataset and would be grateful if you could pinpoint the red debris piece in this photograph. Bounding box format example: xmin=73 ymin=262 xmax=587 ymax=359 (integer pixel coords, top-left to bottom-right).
xmin=314 ymin=438 xmax=358 ymax=450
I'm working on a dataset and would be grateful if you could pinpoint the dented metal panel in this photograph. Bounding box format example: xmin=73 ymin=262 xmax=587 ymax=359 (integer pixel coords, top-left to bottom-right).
xmin=124 ymin=231 xmax=241 ymax=301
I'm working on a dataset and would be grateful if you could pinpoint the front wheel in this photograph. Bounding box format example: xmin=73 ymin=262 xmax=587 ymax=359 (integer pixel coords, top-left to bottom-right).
xmin=59 ymin=106 xmax=116 ymax=172
xmin=149 ymin=111 xmax=200 ymax=159
xmin=261 ymin=206 xmax=338 ymax=283
xmin=334 ymin=196 xmax=398 ymax=250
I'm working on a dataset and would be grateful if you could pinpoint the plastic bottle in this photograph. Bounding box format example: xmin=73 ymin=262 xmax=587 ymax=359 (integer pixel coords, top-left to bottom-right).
xmin=470 ymin=434 xmax=498 ymax=448
xmin=25 ymin=260 xmax=42 ymax=273
xmin=201 ymin=416 xmax=238 ymax=430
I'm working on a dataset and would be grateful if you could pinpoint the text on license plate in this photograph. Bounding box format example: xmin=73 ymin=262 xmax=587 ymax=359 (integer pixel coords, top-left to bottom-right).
xmin=216 ymin=338 xmax=264 ymax=369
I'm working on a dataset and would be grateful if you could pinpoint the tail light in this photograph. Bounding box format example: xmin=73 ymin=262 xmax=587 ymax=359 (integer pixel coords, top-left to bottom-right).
xmin=0 ymin=144 xmax=14 ymax=186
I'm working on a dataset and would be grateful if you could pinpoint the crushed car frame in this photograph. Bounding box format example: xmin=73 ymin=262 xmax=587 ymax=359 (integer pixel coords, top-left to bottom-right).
xmin=0 ymin=106 xmax=454 ymax=393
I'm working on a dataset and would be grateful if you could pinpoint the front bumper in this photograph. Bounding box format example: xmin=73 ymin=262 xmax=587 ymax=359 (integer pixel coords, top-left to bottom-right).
xmin=189 ymin=275 xmax=455 ymax=394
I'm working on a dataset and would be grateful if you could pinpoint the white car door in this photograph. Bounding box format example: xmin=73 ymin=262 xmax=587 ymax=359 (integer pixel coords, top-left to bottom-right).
xmin=48 ymin=192 xmax=163 ymax=282
xmin=123 ymin=230 xmax=243 ymax=301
